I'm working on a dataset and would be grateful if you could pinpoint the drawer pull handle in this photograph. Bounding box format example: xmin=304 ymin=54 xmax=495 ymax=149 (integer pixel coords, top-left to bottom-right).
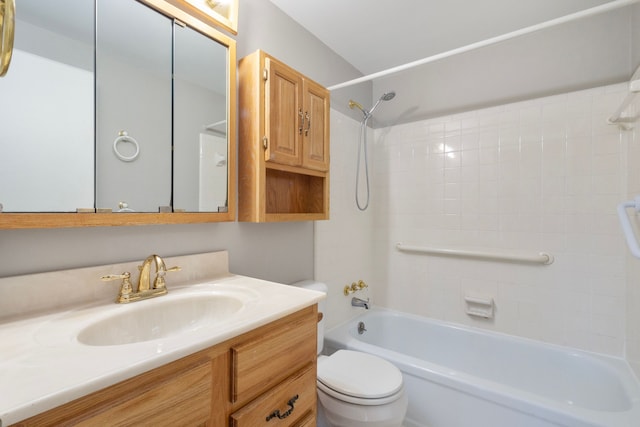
xmin=266 ymin=394 xmax=299 ymax=421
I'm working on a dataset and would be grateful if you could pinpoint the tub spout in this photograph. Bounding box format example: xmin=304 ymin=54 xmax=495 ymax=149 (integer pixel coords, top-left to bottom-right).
xmin=351 ymin=297 xmax=370 ymax=309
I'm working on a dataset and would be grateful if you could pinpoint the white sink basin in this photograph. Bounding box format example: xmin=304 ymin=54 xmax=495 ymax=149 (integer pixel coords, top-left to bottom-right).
xmin=77 ymin=293 xmax=244 ymax=346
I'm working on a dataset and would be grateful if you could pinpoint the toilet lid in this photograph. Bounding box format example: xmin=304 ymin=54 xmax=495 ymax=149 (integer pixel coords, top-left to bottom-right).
xmin=317 ymin=350 xmax=403 ymax=399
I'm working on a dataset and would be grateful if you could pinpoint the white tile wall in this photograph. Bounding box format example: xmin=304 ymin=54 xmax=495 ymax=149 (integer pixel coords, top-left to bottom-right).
xmin=317 ymin=83 xmax=640 ymax=359
xmin=369 ymin=83 xmax=630 ymax=356
xmin=625 ymin=92 xmax=640 ymax=376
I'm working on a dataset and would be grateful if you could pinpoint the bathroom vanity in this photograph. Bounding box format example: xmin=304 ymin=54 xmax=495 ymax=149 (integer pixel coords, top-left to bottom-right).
xmin=0 ymin=251 xmax=323 ymax=426
xmin=14 ymin=307 xmax=317 ymax=427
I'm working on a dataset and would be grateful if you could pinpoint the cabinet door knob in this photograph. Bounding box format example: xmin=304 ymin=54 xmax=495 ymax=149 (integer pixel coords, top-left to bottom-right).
xmin=265 ymin=394 xmax=299 ymax=421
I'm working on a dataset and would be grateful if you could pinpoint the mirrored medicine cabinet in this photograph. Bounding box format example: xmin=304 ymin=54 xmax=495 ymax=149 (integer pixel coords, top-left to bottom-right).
xmin=0 ymin=0 xmax=236 ymax=229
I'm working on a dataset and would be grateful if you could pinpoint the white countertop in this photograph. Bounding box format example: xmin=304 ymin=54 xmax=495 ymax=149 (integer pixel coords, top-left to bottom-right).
xmin=0 ymin=274 xmax=323 ymax=426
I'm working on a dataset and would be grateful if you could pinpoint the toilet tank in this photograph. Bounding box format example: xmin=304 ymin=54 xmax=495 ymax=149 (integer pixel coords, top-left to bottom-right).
xmin=290 ymin=280 xmax=327 ymax=354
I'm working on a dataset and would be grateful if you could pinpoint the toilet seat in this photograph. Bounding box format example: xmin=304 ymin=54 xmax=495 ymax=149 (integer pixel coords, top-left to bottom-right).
xmin=317 ymin=350 xmax=404 ymax=406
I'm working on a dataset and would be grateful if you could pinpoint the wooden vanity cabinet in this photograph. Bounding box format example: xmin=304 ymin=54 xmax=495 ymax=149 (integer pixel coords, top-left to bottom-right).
xmin=13 ymin=306 xmax=318 ymax=427
xmin=238 ymin=50 xmax=330 ymax=222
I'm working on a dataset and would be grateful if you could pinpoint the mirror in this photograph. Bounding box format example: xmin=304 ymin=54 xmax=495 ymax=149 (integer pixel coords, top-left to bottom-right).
xmin=96 ymin=0 xmax=173 ymax=213
xmin=0 ymin=0 xmax=236 ymax=228
xmin=0 ymin=0 xmax=94 ymax=212
xmin=173 ymin=19 xmax=230 ymax=212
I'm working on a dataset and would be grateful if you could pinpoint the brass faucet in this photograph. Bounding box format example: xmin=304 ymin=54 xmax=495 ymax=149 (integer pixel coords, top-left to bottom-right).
xmin=101 ymin=254 xmax=181 ymax=303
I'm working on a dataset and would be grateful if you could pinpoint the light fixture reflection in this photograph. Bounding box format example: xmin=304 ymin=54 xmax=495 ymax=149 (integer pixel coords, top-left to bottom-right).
xmin=438 ymin=143 xmax=456 ymax=159
xmin=206 ymin=0 xmax=230 ymax=9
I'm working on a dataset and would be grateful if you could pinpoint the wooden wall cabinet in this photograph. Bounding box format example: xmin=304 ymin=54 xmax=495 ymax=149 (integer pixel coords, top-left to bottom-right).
xmin=14 ymin=306 xmax=318 ymax=427
xmin=238 ymin=50 xmax=330 ymax=222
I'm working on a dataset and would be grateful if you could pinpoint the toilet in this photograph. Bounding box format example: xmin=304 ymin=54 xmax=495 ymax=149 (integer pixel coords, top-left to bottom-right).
xmin=292 ymin=280 xmax=408 ymax=427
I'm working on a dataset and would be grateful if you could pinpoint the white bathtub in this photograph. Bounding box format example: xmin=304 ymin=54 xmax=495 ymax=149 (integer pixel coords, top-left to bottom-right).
xmin=323 ymin=308 xmax=640 ymax=427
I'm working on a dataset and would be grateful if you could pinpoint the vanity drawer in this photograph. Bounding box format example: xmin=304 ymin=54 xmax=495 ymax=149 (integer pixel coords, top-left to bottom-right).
xmin=291 ymin=411 xmax=316 ymax=427
xmin=230 ymin=364 xmax=316 ymax=427
xmin=231 ymin=306 xmax=317 ymax=404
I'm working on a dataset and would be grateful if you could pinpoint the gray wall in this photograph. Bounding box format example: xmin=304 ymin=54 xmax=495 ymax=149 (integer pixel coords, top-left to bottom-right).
xmin=0 ymin=0 xmax=363 ymax=283
xmin=634 ymin=4 xmax=640 ymax=69
xmin=236 ymin=0 xmax=370 ymax=122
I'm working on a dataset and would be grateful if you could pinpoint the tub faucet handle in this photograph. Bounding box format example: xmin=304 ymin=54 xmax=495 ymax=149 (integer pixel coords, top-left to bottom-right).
xmin=344 ymin=279 xmax=369 ymax=295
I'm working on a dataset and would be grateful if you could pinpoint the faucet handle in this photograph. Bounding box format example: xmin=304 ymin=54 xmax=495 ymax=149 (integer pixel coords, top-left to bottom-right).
xmin=153 ymin=265 xmax=181 ymax=291
xmin=101 ymin=272 xmax=134 ymax=303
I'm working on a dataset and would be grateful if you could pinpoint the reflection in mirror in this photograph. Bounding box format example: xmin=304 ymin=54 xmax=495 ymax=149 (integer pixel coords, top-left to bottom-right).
xmin=0 ymin=0 xmax=94 ymax=212
xmin=96 ymin=0 xmax=172 ymax=213
xmin=0 ymin=0 xmax=16 ymax=76
xmin=173 ymin=22 xmax=228 ymax=212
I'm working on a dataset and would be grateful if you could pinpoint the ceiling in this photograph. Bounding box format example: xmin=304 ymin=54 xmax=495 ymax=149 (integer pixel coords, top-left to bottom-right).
xmin=269 ymin=0 xmax=637 ymax=125
xmin=269 ymin=0 xmax=611 ymax=75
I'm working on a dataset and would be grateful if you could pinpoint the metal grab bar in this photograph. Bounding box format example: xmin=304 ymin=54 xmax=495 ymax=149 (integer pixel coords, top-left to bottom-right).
xmin=395 ymin=243 xmax=554 ymax=265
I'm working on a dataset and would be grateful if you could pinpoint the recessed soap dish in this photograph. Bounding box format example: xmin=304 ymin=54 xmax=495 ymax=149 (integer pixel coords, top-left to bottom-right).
xmin=464 ymin=295 xmax=494 ymax=319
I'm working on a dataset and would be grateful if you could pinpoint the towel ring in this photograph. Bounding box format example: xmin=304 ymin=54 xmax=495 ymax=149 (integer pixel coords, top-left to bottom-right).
xmin=117 ymin=201 xmax=135 ymax=212
xmin=113 ymin=131 xmax=139 ymax=162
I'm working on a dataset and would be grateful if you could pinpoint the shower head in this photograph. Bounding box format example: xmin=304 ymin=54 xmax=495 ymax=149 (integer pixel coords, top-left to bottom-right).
xmin=368 ymin=91 xmax=396 ymax=116
xmin=380 ymin=92 xmax=396 ymax=101
xmin=349 ymin=91 xmax=396 ymax=120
